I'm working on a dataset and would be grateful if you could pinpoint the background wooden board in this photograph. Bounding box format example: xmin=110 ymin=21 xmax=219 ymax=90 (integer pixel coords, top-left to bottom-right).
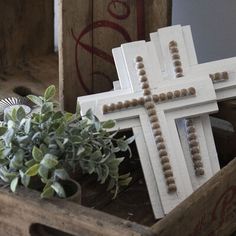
xmin=59 ymin=0 xmax=172 ymax=112
xmin=0 ymin=0 xmax=54 ymax=70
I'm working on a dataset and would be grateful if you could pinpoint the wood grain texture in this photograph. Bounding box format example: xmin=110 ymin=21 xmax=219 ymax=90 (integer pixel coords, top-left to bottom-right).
xmin=0 ymin=0 xmax=54 ymax=70
xmin=151 ymin=158 xmax=236 ymax=236
xmin=0 ymin=187 xmax=155 ymax=236
xmin=59 ymin=0 xmax=172 ymax=112
xmin=59 ymin=0 xmax=93 ymax=111
xmin=0 ymin=157 xmax=236 ymax=235
xmin=144 ymin=0 xmax=172 ymax=39
xmin=0 ymin=54 xmax=58 ymax=99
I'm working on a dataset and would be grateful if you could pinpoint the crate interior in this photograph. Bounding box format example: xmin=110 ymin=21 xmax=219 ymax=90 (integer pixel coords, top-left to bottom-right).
xmin=0 ymin=1 xmax=58 ymax=99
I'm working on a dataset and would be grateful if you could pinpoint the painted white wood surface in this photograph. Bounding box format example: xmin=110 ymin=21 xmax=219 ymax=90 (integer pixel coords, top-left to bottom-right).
xmin=150 ymin=25 xmax=236 ymax=175
xmin=150 ymin=25 xmax=220 ymax=181
xmin=78 ymin=25 xmax=236 ymax=219
xmin=78 ymin=39 xmax=217 ymax=218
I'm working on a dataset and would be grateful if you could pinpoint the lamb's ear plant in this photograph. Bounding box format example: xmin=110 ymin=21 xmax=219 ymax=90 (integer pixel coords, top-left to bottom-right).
xmin=0 ymin=85 xmax=133 ymax=199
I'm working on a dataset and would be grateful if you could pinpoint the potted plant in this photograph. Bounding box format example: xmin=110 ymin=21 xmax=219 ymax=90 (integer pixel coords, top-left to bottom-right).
xmin=0 ymin=85 xmax=133 ymax=201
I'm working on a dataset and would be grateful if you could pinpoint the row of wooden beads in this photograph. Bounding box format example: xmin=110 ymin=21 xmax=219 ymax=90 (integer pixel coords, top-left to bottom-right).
xmin=186 ymin=119 xmax=205 ymax=176
xmin=169 ymin=44 xmax=203 ymax=176
xmin=102 ymin=86 xmax=197 ymax=114
xmin=135 ymin=56 xmax=177 ymax=193
xmin=169 ymin=40 xmax=184 ymax=78
xmin=209 ymin=71 xmax=229 ymax=83
xmin=146 ymin=104 xmax=177 ymax=193
xmin=152 ymin=87 xmax=196 ymax=103
xmin=102 ymin=99 xmax=140 ymax=114
xmin=135 ymin=56 xmax=152 ymax=96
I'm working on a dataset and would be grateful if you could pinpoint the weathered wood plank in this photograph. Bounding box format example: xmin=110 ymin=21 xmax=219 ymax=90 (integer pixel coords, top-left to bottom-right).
xmin=0 ymin=187 xmax=155 ymax=236
xmin=144 ymin=0 xmax=172 ymax=39
xmin=59 ymin=0 xmax=93 ymax=111
xmin=151 ymin=158 xmax=236 ymax=236
xmin=59 ymin=0 xmax=172 ymax=112
xmin=0 ymin=0 xmax=54 ymax=70
xmin=0 ymin=54 xmax=58 ymax=99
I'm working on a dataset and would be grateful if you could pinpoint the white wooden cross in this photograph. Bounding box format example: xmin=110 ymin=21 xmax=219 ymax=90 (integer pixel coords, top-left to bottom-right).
xmin=149 ymin=25 xmax=236 ymax=184
xmin=78 ymin=38 xmax=218 ymax=218
xmin=110 ymin=25 xmax=236 ymax=218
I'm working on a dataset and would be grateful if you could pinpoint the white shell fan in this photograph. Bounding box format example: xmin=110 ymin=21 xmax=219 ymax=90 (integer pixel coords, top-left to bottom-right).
xmin=0 ymin=97 xmax=34 ymax=121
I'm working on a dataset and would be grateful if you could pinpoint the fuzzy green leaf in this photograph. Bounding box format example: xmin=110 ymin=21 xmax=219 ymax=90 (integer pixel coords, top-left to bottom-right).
xmin=0 ymin=148 xmax=7 ymax=159
xmin=52 ymin=111 xmax=63 ymax=120
xmin=3 ymin=128 xmax=14 ymax=145
xmin=55 ymin=139 xmax=64 ymax=151
xmin=102 ymin=120 xmax=116 ymax=129
xmin=41 ymin=154 xmax=58 ymax=169
xmin=91 ymin=150 xmax=102 ymax=162
xmin=24 ymin=118 xmax=31 ymax=134
xmin=76 ymin=103 xmax=81 ymax=119
xmin=100 ymin=165 xmax=109 ymax=184
xmin=16 ymin=135 xmax=29 ymax=144
xmin=39 ymin=144 xmax=48 ymax=155
xmin=11 ymin=108 xmax=17 ymax=121
xmin=54 ymin=169 xmax=69 ymax=180
xmin=85 ymin=109 xmax=94 ymax=120
xmin=27 ymin=95 xmax=43 ymax=106
xmin=19 ymin=170 xmax=30 ymax=187
xmin=32 ymin=146 xmax=43 ymax=162
xmin=76 ymin=146 xmax=85 ymax=156
xmin=44 ymin=85 xmax=56 ymax=101
xmin=51 ymin=182 xmax=66 ymax=198
xmin=119 ymin=173 xmax=131 ymax=180
xmin=0 ymin=127 xmax=7 ymax=136
xmin=41 ymin=186 xmax=54 ymax=199
xmin=117 ymin=140 xmax=128 ymax=152
xmin=10 ymin=177 xmax=19 ymax=192
xmin=25 ymin=159 xmax=36 ymax=167
xmin=56 ymin=123 xmax=65 ymax=135
xmin=25 ymin=164 xmax=40 ymax=176
xmin=10 ymin=150 xmax=24 ymax=169
xmin=38 ymin=165 xmax=49 ymax=180
xmin=107 ymin=178 xmax=116 ymax=191
xmin=41 ymin=102 xmax=53 ymax=113
xmin=64 ymin=112 xmax=73 ymax=122
xmin=16 ymin=107 xmax=26 ymax=121
xmin=126 ymin=136 xmax=135 ymax=144
xmin=119 ymin=177 xmax=132 ymax=186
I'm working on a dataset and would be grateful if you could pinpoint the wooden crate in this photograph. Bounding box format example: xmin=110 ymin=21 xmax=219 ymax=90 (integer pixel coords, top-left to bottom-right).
xmin=1 ymin=1 xmax=236 ymax=235
xmin=0 ymin=156 xmax=235 ymax=235
xmin=0 ymin=0 xmax=58 ymax=99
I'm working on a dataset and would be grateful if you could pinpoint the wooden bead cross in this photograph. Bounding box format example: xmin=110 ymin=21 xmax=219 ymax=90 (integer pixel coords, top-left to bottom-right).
xmin=102 ymin=56 xmax=197 ymax=193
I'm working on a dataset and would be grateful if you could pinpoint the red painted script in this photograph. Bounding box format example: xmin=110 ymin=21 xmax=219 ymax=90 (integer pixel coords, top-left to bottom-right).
xmin=72 ymin=0 xmax=145 ymax=94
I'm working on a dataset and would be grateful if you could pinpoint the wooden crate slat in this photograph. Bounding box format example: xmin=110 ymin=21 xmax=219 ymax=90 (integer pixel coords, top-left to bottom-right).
xmin=0 ymin=187 xmax=155 ymax=236
xmin=152 ymin=158 xmax=236 ymax=236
